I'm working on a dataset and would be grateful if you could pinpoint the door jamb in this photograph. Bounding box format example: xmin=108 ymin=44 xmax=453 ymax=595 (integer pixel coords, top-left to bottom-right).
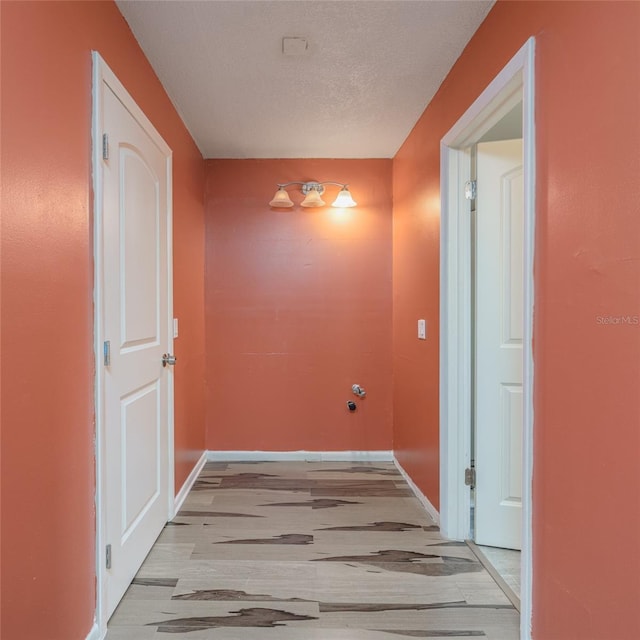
xmin=91 ymin=51 xmax=175 ymax=638
xmin=439 ymin=38 xmax=535 ymax=640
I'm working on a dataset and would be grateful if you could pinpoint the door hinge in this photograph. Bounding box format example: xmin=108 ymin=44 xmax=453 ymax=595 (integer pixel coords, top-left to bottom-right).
xmin=106 ymin=544 xmax=112 ymax=570
xmin=464 ymin=180 xmax=477 ymax=201
xmin=464 ymin=467 xmax=476 ymax=487
xmin=103 ymin=340 xmax=111 ymax=366
xmin=102 ymin=133 xmax=109 ymax=160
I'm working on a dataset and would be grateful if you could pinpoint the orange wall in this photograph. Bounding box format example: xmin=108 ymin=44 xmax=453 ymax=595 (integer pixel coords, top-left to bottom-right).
xmin=0 ymin=2 xmax=206 ymax=639
xmin=205 ymin=160 xmax=393 ymax=452
xmin=393 ymin=1 xmax=640 ymax=638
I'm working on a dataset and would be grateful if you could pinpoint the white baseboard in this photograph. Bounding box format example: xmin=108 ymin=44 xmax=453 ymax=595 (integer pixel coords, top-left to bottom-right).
xmin=85 ymin=621 xmax=103 ymax=640
xmin=206 ymin=450 xmax=394 ymax=462
xmin=394 ymin=456 xmax=440 ymax=526
xmin=173 ymin=450 xmax=207 ymax=516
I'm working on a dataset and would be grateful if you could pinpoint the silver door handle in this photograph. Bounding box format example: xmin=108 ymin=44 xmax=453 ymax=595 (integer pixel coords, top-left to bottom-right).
xmin=162 ymin=353 xmax=177 ymax=367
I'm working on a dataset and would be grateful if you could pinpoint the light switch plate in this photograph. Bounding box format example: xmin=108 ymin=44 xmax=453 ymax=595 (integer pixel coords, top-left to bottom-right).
xmin=418 ymin=319 xmax=426 ymax=340
xmin=173 ymin=318 xmax=179 ymax=338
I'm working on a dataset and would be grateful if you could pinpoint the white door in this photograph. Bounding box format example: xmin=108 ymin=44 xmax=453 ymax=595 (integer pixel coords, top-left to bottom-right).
xmin=100 ymin=78 xmax=173 ymax=618
xmin=474 ymin=139 xmax=523 ymax=550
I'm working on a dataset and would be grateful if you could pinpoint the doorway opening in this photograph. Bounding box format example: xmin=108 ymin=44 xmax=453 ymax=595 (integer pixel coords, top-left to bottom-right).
xmin=439 ymin=38 xmax=535 ymax=640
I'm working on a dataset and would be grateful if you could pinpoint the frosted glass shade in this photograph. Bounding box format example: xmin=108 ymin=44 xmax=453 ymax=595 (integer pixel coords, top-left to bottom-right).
xmin=269 ymin=187 xmax=294 ymax=208
xmin=332 ymin=187 xmax=357 ymax=208
xmin=300 ymin=188 xmax=325 ymax=208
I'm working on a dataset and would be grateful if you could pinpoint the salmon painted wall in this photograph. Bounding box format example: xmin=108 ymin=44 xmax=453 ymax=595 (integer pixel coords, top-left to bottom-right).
xmin=205 ymin=160 xmax=393 ymax=452
xmin=393 ymin=1 xmax=640 ymax=638
xmin=0 ymin=2 xmax=206 ymax=639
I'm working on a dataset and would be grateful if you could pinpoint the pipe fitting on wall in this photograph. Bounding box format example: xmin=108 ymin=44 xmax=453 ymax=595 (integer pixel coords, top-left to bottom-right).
xmin=352 ymin=384 xmax=366 ymax=398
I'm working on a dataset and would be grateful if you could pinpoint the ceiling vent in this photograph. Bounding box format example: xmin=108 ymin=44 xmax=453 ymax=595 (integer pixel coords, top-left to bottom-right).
xmin=282 ymin=37 xmax=309 ymax=56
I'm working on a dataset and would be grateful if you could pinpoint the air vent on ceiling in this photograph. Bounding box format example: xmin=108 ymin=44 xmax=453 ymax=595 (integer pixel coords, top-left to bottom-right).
xmin=282 ymin=37 xmax=308 ymax=56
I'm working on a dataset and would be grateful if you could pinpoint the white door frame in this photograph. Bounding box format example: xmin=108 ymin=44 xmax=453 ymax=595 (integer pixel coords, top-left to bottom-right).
xmin=439 ymin=38 xmax=535 ymax=639
xmin=91 ymin=51 xmax=175 ymax=639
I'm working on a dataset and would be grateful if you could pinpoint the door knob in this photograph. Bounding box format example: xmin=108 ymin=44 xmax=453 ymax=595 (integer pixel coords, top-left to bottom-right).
xmin=162 ymin=353 xmax=177 ymax=367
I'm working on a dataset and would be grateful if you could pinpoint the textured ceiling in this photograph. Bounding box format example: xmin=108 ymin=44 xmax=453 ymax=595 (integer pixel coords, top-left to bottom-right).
xmin=116 ymin=0 xmax=495 ymax=159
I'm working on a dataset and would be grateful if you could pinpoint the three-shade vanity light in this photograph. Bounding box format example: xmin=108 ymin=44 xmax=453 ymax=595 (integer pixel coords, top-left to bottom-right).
xmin=269 ymin=181 xmax=357 ymax=209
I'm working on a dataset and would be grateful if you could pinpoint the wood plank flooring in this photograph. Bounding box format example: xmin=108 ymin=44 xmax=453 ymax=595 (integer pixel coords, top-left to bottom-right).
xmin=106 ymin=461 xmax=519 ymax=639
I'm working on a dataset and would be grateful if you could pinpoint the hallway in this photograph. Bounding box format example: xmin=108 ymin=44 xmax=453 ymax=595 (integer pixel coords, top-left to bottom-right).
xmin=106 ymin=461 xmax=519 ymax=639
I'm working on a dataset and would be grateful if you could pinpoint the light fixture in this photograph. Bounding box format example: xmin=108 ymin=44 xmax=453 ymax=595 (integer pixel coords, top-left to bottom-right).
xmin=269 ymin=187 xmax=294 ymax=208
xmin=269 ymin=181 xmax=357 ymax=209
xmin=332 ymin=187 xmax=357 ymax=208
xmin=301 ymin=184 xmax=325 ymax=208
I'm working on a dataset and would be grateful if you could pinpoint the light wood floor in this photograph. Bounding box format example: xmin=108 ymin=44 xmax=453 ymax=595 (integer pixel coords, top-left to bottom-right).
xmin=106 ymin=461 xmax=519 ymax=639
xmin=476 ymin=546 xmax=521 ymax=600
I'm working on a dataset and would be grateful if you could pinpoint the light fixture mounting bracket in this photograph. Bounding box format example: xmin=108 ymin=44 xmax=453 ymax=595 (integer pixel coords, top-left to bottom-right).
xmin=301 ymin=181 xmax=325 ymax=196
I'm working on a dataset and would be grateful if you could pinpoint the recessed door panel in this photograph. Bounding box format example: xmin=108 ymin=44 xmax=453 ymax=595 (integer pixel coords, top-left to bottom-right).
xmin=500 ymin=167 xmax=524 ymax=346
xmin=499 ymin=383 xmax=523 ymax=506
xmin=121 ymin=382 xmax=160 ymax=539
xmin=120 ymin=149 xmax=160 ymax=349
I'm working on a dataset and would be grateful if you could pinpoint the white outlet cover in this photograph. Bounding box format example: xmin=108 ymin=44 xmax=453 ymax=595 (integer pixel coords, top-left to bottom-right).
xmin=418 ymin=319 xmax=426 ymax=340
xmin=173 ymin=318 xmax=179 ymax=338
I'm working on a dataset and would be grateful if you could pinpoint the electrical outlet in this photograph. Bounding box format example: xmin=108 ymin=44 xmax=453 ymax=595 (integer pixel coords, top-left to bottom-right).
xmin=418 ymin=319 xmax=426 ymax=340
